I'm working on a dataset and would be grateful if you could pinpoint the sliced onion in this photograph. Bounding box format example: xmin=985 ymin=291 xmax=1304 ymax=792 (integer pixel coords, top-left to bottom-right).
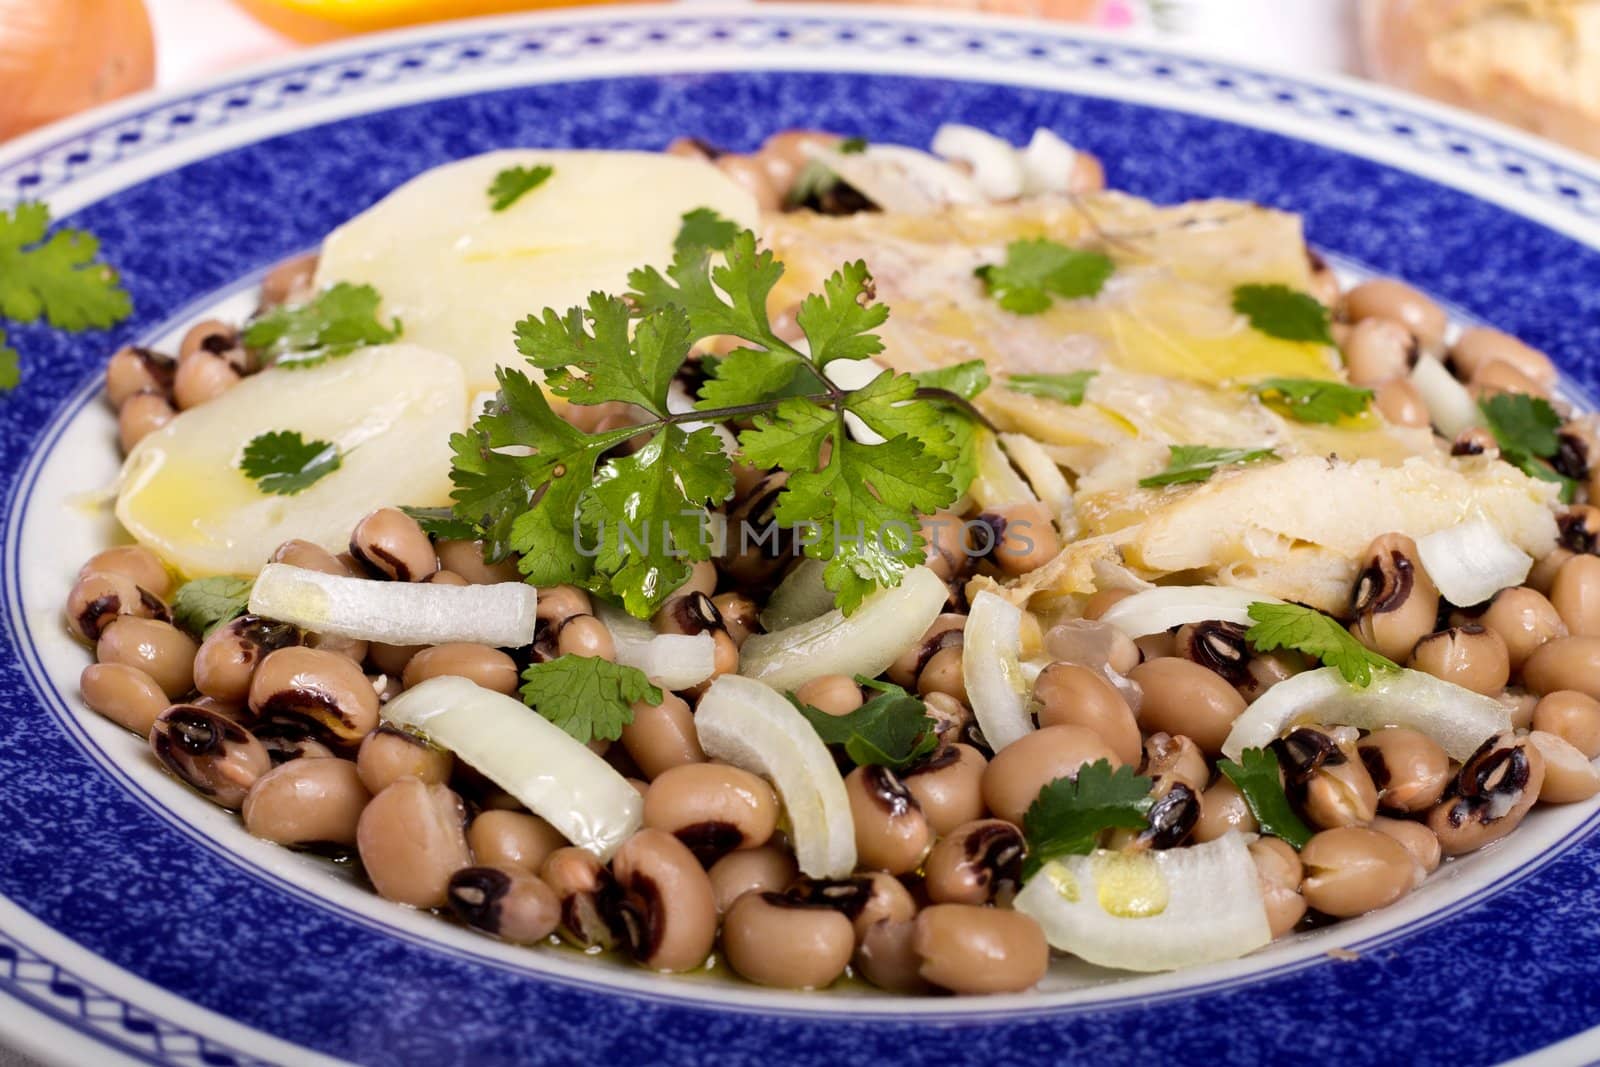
xmin=695 ymin=675 xmax=856 ymax=878
xmin=1020 ymin=128 xmax=1079 ymax=196
xmin=249 ymin=563 xmax=538 ymax=647
xmin=1001 ymin=432 xmax=1077 ymax=538
xmin=1098 ymin=585 xmax=1285 ymax=639
xmin=1410 ymin=354 xmax=1484 ymax=438
xmin=1221 ymin=665 xmax=1511 ymax=762
xmin=594 ymin=602 xmax=715 ymax=691
xmin=810 ymin=143 xmax=985 ymax=215
xmin=1417 ymin=517 xmax=1533 ymax=607
xmin=382 ymin=676 xmax=641 ymax=860
xmin=963 ymin=590 xmax=1034 ymax=751
xmin=739 ymin=565 xmax=947 ymax=691
xmin=760 ymin=557 xmax=835 ymax=632
xmin=969 ymin=431 xmax=1039 ymax=512
xmin=1014 ymin=832 xmax=1271 ymax=973
xmin=931 ymin=124 xmax=1026 ymax=201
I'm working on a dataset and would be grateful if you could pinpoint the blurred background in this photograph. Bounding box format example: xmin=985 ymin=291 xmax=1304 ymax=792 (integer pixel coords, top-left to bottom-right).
xmin=0 ymin=0 xmax=1596 ymax=156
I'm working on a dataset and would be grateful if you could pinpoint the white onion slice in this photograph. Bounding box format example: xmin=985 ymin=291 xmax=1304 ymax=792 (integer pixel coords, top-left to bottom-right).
xmin=382 ymin=676 xmax=641 ymax=860
xmin=1014 ymin=833 xmax=1271 ymax=972
xmin=1409 ymin=355 xmax=1484 ymax=438
xmin=594 ymin=603 xmax=716 ymax=691
xmin=1020 ymin=128 xmax=1079 ymax=196
xmin=931 ymin=124 xmax=1026 ymax=201
xmin=1001 ymin=432 xmax=1077 ymax=538
xmin=695 ymin=675 xmax=856 ymax=878
xmin=760 ymin=557 xmax=835 ymax=632
xmin=963 ymin=590 xmax=1034 ymax=751
xmin=739 ymin=565 xmax=947 ymax=691
xmin=969 ymin=432 xmax=1039 ymax=512
xmin=810 ymin=144 xmax=985 ymax=215
xmin=1221 ymin=666 xmax=1511 ymax=762
xmin=1417 ymin=517 xmax=1533 ymax=607
xmin=249 ymin=563 xmax=538 ymax=647
xmin=1098 ymin=586 xmax=1284 ymax=639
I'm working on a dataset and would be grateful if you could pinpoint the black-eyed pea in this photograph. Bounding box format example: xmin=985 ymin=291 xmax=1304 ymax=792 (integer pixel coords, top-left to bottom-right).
xmin=118 ymin=392 xmax=175 ymax=452
xmin=922 ymin=819 xmax=1025 ymax=905
xmin=66 ymin=571 xmax=166 ymax=643
xmin=149 ymin=705 xmax=271 ymax=809
xmin=722 ymin=890 xmax=854 ymax=989
xmin=1551 ymin=555 xmax=1600 ymax=637
xmin=1529 ymin=549 xmax=1576 ymax=597
xmin=1471 ymin=359 xmax=1546 ymax=398
xmin=1192 ymin=776 xmax=1258 ymax=843
xmin=467 ymin=810 xmax=565 ymax=874
xmin=540 ymin=847 xmax=622 ymax=950
xmin=1277 ymin=727 xmax=1379 ymax=830
xmin=886 ymin=614 xmax=965 ymax=689
xmin=1373 ymin=379 xmax=1430 ymax=428
xmin=106 ymin=346 xmax=175 ymax=408
xmin=1128 ymin=657 xmax=1244 ymax=757
xmin=856 ymin=918 xmax=932 ymax=993
xmin=714 ymin=154 xmax=782 ymax=212
xmin=1559 ymin=506 xmax=1600 ymax=555
xmin=611 ymin=829 xmax=719 ymax=972
xmin=1480 ymin=587 xmax=1568 ymax=670
xmin=1341 ymin=317 xmax=1417 ymax=386
xmin=1451 ymin=427 xmax=1499 ymax=457
xmin=1357 ymin=727 xmax=1452 ymax=813
xmin=80 ymin=663 xmax=168 ymax=735
xmin=242 ymin=757 xmax=369 ymax=846
xmin=1341 ymin=280 xmax=1447 ymax=349
xmin=78 ymin=545 xmax=172 ymax=599
xmin=1451 ymin=326 xmax=1558 ymax=386
xmin=1407 ymin=626 xmax=1509 ymax=696
xmin=350 ymin=507 xmax=437 ymax=582
xmin=1524 ymin=636 xmax=1600 ymax=699
xmin=707 ymin=846 xmax=798 ymax=913
xmin=1033 ymin=662 xmax=1141 ymax=766
xmin=427 ymin=570 xmax=469 ymax=587
xmin=916 ymin=645 xmax=966 ymax=703
xmin=249 ymin=646 xmax=380 ymax=746
xmin=436 ymin=539 xmax=521 ymax=585
xmin=257 ymin=729 xmax=336 ymax=764
xmin=1351 ymin=533 xmax=1439 ymax=663
xmin=366 ymin=641 xmax=420 ymax=677
xmin=303 ymin=631 xmax=368 ymax=666
xmin=842 ymin=871 xmax=918 ymax=941
xmin=901 ymin=743 xmax=987 ymax=835
xmin=1369 ymin=816 xmax=1441 ymax=884
xmin=983 ymin=725 xmax=1119 ymax=825
xmin=711 ymin=592 xmax=760 ymax=647
xmin=643 ymin=763 xmax=778 ymax=864
xmin=977 ymin=502 xmax=1059 ymax=577
xmin=1141 ymin=733 xmax=1210 ymax=796
xmin=172 ymin=349 xmax=240 ymax=409
xmin=1300 ymin=827 xmax=1414 ymax=917
xmin=844 ymin=765 xmax=932 ymax=875
xmin=447 ymin=865 xmax=561 ymax=945
xmin=1533 ymin=690 xmax=1600 ymax=758
xmin=555 ymin=614 xmax=614 ymax=660
xmin=259 ymin=252 xmax=319 ymax=308
xmin=1427 ymin=732 xmax=1545 ymax=855
xmin=921 ymin=693 xmax=974 ymax=749
xmin=401 ymin=643 xmax=518 ymax=695
xmin=97 ymin=617 xmax=196 ymax=698
xmin=619 ymin=693 xmax=705 ymax=780
xmin=913 ymin=904 xmax=1049 ymax=995
xmin=918 ymin=509 xmax=971 ymax=582
xmin=271 ymin=539 xmax=353 ymax=576
xmin=356 ymin=724 xmax=453 ymax=794
xmin=357 ymin=777 xmax=472 ymax=908
xmin=194 ymin=615 xmax=300 ymax=703
xmin=1249 ymin=836 xmax=1306 ymax=937
xmin=1082 ymin=588 xmax=1132 ymax=621
xmin=756 ymin=129 xmax=843 ymax=189
xmin=794 ymin=674 xmax=863 ymax=717
xmin=1528 ymin=730 xmax=1600 ymax=804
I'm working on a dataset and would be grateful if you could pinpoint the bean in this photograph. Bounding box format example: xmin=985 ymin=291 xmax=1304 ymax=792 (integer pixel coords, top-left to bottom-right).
xmin=1532 ymin=690 xmax=1600 ymax=758
xmin=1033 ymin=662 xmax=1141 ymax=766
xmin=1341 ymin=281 xmax=1446 ymax=349
xmin=1451 ymin=326 xmax=1557 ymax=386
xmin=193 ymin=615 xmax=300 ymax=703
xmin=756 ymin=129 xmax=842 ymax=191
xmin=1082 ymin=589 xmax=1132 ymax=620
xmin=1528 ymin=730 xmax=1600 ymax=804
xmin=118 ymin=392 xmax=174 ymax=452
xmin=1451 ymin=426 xmax=1499 ymax=456
xmin=435 ymin=539 xmax=521 ymax=585
xmin=271 ymin=539 xmax=352 ymax=576
xmin=1374 ymin=379 xmax=1430 ymax=428
xmin=715 ymin=154 xmax=782 ymax=212
xmin=106 ymin=346 xmax=175 ymax=408
xmin=1550 ymin=555 xmax=1600 ymax=637
xmin=401 ymin=643 xmax=518 ymax=695
xmin=1426 ymin=732 xmax=1545 ymax=854
xmin=259 ymin=252 xmax=319 ymax=308
xmin=67 ymin=571 xmax=165 ymax=643
xmin=257 ymin=729 xmax=335 ymax=764
xmin=1068 ymin=151 xmax=1107 ymax=194
xmin=671 ymin=560 xmax=720 ymax=601
xmin=78 ymin=545 xmax=172 ymax=599
xmin=149 ymin=705 xmax=271 ymax=809
xmin=1524 ymin=636 xmax=1600 ymax=699
xmin=919 ymin=509 xmax=971 ymax=582
xmin=556 ymin=614 xmax=615 ymax=660
xmin=356 ymin=724 xmax=453 ymax=794
xmin=794 ymin=674 xmax=863 ymax=716
xmin=357 ymin=777 xmax=472 ymax=908
xmin=643 ymin=763 xmax=778 ymax=863
xmin=96 ymin=616 xmax=196 ymax=698
xmin=1407 ymin=625 xmax=1509 ymax=696
xmin=980 ymin=502 xmax=1059 ymax=577
xmin=1472 ymin=358 xmax=1546 ymax=398
xmin=711 ymin=592 xmax=761 ymax=647
xmin=1369 ymin=816 xmax=1441 ymax=880
xmin=611 ymin=829 xmax=718 ymax=972
xmin=1299 ymin=827 xmax=1414 ymax=917
xmin=1141 ymin=733 xmax=1210 ymax=795
xmin=467 ymin=810 xmax=566 ymax=874
xmin=902 ymin=743 xmax=987 ymax=835
xmin=1357 ymin=726 xmax=1451 ymax=813
xmin=1479 ymin=587 xmax=1567 ymax=670
xmin=1278 ymin=727 xmax=1378 ymax=830
xmin=1128 ymin=657 xmax=1245 ymax=757
xmin=80 ymin=662 xmax=168 ymax=735
xmin=887 ymin=614 xmax=965 ymax=689
xmin=249 ymin=646 xmax=380 ymax=746
xmin=615 ymin=693 xmax=701 ymax=780
xmin=983 ymin=725 xmax=1119 ymax=825
xmin=722 ymin=891 xmax=854 ymax=989
xmin=921 ymin=693 xmax=975 ymax=749
xmin=923 ymin=819 xmax=1025 ymax=905
xmin=349 ymin=507 xmax=437 ymax=582
xmin=1528 ymin=548 xmax=1575 ymax=596
xmin=855 ymin=918 xmax=931 ymax=993
xmin=913 ymin=905 xmax=1048 ymax=995
xmin=447 ymin=865 xmax=561 ymax=945
xmin=916 ymin=645 xmax=966 ymax=703
xmin=1341 ymin=317 xmax=1416 ymax=386
xmin=707 ymin=846 xmax=798 ymax=913
xmin=841 ymin=765 xmax=929 ymax=875
xmin=1249 ymin=836 xmax=1306 ymax=937
xmin=242 ymin=758 xmax=369 ymax=846
xmin=1351 ymin=533 xmax=1439 ymax=662
xmin=1192 ymin=777 xmax=1258 ymax=843
xmin=172 ymin=349 xmax=240 ymax=409
xmin=541 ymin=847 xmax=622 ymax=950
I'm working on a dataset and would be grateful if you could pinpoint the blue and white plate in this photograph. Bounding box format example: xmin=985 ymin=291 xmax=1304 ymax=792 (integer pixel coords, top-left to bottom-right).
xmin=4 ymin=6 xmax=1600 ymax=1064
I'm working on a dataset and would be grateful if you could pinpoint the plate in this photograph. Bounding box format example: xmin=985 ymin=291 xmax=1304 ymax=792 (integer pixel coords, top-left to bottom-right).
xmin=3 ymin=6 xmax=1600 ymax=1064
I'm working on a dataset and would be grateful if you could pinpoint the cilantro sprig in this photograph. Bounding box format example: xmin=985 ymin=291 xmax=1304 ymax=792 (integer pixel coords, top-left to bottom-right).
xmin=488 ymin=164 xmax=553 ymax=212
xmin=0 ymin=328 xmax=17 ymax=391
xmin=1481 ymin=392 xmax=1577 ymax=501
xmin=1138 ymin=444 xmax=1280 ymax=488
xmin=1022 ymin=760 xmax=1154 ymax=879
xmin=1253 ymin=377 xmax=1373 ymax=424
xmin=239 ymin=431 xmax=342 ymax=496
xmin=976 ymin=238 xmax=1114 ymax=315
xmin=794 ymin=677 xmax=939 ymax=771
xmin=519 ymin=655 xmax=662 ymax=743
xmin=242 ymin=282 xmax=401 ymax=368
xmin=1005 ymin=370 xmax=1096 ymax=406
xmin=1217 ymin=746 xmax=1313 ymax=848
xmin=674 ymin=208 xmax=740 ymax=255
xmin=171 ymin=576 xmax=253 ymax=638
xmin=1245 ymin=601 xmax=1397 ymax=687
xmin=1233 ymin=283 xmax=1333 ymax=344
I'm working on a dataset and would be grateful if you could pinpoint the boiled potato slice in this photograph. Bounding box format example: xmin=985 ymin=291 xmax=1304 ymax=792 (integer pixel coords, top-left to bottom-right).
xmin=315 ymin=150 xmax=761 ymax=394
xmin=116 ymin=343 xmax=465 ymax=578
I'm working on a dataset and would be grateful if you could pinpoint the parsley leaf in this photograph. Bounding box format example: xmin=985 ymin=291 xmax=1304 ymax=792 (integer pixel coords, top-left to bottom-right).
xmin=171 ymin=576 xmax=253 ymax=638
xmin=794 ymin=676 xmax=939 ymax=771
xmin=487 ymin=164 xmax=553 ymax=212
xmin=839 ymin=137 xmax=867 ymax=154
xmin=1253 ymin=377 xmax=1373 ymax=424
xmin=399 ymin=505 xmax=478 ymax=542
xmin=0 ymin=327 xmax=17 ymax=391
xmin=1006 ymin=370 xmax=1096 ymax=406
xmin=239 ymin=431 xmax=342 ymax=495
xmin=242 ymin=282 xmax=401 ymax=367
xmin=519 ymin=654 xmax=662 ymax=743
xmin=1479 ymin=393 xmax=1576 ymax=501
xmin=1022 ymin=760 xmax=1154 ymax=879
xmin=1138 ymin=444 xmax=1280 ymax=488
xmin=674 ymin=207 xmax=740 ymax=255
xmin=0 ymin=202 xmax=132 ymax=332
xmin=1217 ymin=747 xmax=1312 ymax=849
xmin=910 ymin=361 xmax=991 ymax=497
xmin=976 ymin=239 xmax=1114 ymax=315
xmin=516 ymin=294 xmax=686 ymax=414
xmin=913 ymin=360 xmax=991 ymax=400
xmin=1245 ymin=601 xmax=1398 ymax=687
xmin=1232 ymin=283 xmax=1333 ymax=344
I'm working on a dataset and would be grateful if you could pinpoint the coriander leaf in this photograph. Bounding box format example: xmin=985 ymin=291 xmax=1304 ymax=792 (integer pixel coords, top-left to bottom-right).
xmin=0 ymin=202 xmax=132 ymax=331
xmin=1217 ymin=747 xmax=1312 ymax=849
xmin=1138 ymin=444 xmax=1280 ymax=488
xmin=975 ymin=239 xmax=1113 ymax=315
xmin=911 ymin=361 xmax=991 ymax=496
xmin=243 ymin=282 xmax=401 ymax=367
xmin=795 ymin=259 xmax=889 ymax=367
xmin=794 ymin=676 xmax=938 ymax=771
xmin=629 ymin=231 xmax=788 ymax=350
xmin=1481 ymin=392 xmax=1562 ymax=459
xmin=912 ymin=360 xmax=990 ymax=401
xmin=399 ymin=505 xmax=479 ymax=542
xmin=0 ymin=328 xmax=17 ymax=391
xmin=674 ymin=207 xmax=740 ymax=255
xmin=488 ymin=164 xmax=553 ymax=212
xmin=1022 ymin=760 xmax=1154 ymax=879
xmin=1245 ymin=601 xmax=1398 ymax=687
xmin=695 ymin=347 xmax=803 ymax=409
xmin=1232 ymin=283 xmax=1333 ymax=344
xmin=1509 ymin=452 xmax=1578 ymax=503
xmin=1253 ymin=377 xmax=1373 ymax=424
xmin=844 ymin=370 xmax=957 ymax=461
xmin=839 ymin=137 xmax=867 ymax=154
xmin=519 ymin=654 xmax=662 ymax=743
xmin=1006 ymin=370 xmax=1096 ymax=406
xmin=516 ymin=294 xmax=687 ymax=416
xmin=171 ymin=576 xmax=253 ymax=638
xmin=239 ymin=431 xmax=342 ymax=495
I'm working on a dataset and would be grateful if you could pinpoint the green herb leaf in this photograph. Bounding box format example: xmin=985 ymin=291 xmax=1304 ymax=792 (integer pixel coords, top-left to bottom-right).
xmin=839 ymin=137 xmax=868 ymax=154
xmin=1138 ymin=444 xmax=1280 ymax=488
xmin=171 ymin=576 xmax=253 ymax=638
xmin=1481 ymin=392 xmax=1562 ymax=459
xmin=1245 ymin=601 xmax=1398 ymax=687
xmin=1022 ymin=760 xmax=1154 ymax=879
xmin=399 ymin=505 xmax=479 ymax=542
xmin=674 ymin=207 xmax=741 ymax=255
xmin=1253 ymin=377 xmax=1373 ymax=424
xmin=1006 ymin=370 xmax=1097 ymax=406
xmin=912 ymin=360 xmax=991 ymax=401
xmin=516 ymin=294 xmax=686 ymax=416
xmin=487 ymin=164 xmax=553 ymax=212
xmin=1232 ymin=284 xmax=1333 ymax=344
xmin=794 ymin=676 xmax=939 ymax=771
xmin=911 ymin=361 xmax=992 ymax=495
xmin=0 ymin=202 xmax=132 ymax=332
xmin=242 ymin=282 xmax=401 ymax=367
xmin=0 ymin=327 xmax=18 ymax=392
xmin=519 ymin=654 xmax=662 ymax=743
xmin=1217 ymin=746 xmax=1313 ymax=849
xmin=239 ymin=430 xmax=342 ymax=496
xmin=976 ymin=239 xmax=1114 ymax=315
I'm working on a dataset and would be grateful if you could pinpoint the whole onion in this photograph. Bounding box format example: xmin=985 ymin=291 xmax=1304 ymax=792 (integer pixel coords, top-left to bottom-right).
xmin=0 ymin=0 xmax=155 ymax=141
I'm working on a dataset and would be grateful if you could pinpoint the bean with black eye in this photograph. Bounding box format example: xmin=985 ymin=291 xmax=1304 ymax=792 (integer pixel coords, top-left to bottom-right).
xmin=1478 ymin=587 xmax=1567 ymax=670
xmin=1555 ymin=421 xmax=1600 ymax=482
xmin=1528 ymin=730 xmax=1600 ymax=804
xmin=1451 ymin=326 xmax=1558 ymax=387
xmin=643 ymin=763 xmax=778 ymax=863
xmin=1533 ymin=690 xmax=1600 ymax=758
xmin=707 ymin=846 xmax=798 ymax=913
xmin=1524 ymin=636 xmax=1600 ymax=699
xmin=722 ymin=890 xmax=854 ymax=989
xmin=1134 ymin=782 xmax=1201 ymax=849
xmin=923 ymin=819 xmax=1025 ymax=905
xmin=1357 ymin=726 xmax=1451 ymax=813
xmin=256 ymin=725 xmax=336 ymax=764
xmin=1141 ymin=733 xmax=1209 ymax=796
xmin=1275 ymin=726 xmax=1378 ymax=830
xmin=401 ymin=642 xmax=519 ymax=695
xmin=357 ymin=777 xmax=473 ymax=908
xmin=119 ymin=392 xmax=174 ymax=452
xmin=350 ymin=507 xmax=438 ymax=582
xmin=711 ymin=592 xmax=761 ymax=647
xmin=1369 ymin=816 xmax=1441 ymax=882
xmin=901 ymin=743 xmax=987 ymax=835
xmin=920 ymin=693 xmax=974 ymax=749
xmin=356 ymin=724 xmax=453 ymax=794
xmin=1033 ymin=662 xmax=1141 ymax=766
xmin=366 ymin=641 xmax=419 ymax=678
xmin=447 ymin=865 xmax=561 ymax=945
xmin=1341 ymin=317 xmax=1417 ymax=386
xmin=97 ymin=617 xmax=196 ymax=699
xmin=1558 ymin=506 xmax=1600 ymax=555
xmin=427 ymin=570 xmax=468 ymax=587
xmin=79 ymin=545 xmax=172 ymax=599
xmin=194 ymin=615 xmax=300 ymax=703
xmin=1530 ymin=548 xmax=1576 ymax=597
xmin=917 ymin=509 xmax=971 ymax=582
xmin=845 ymin=765 xmax=932 ymax=874
xmin=1426 ymin=731 xmax=1546 ymax=855
xmin=914 ymin=904 xmax=1049 ymax=995
xmin=1351 ymin=533 xmax=1439 ymax=663
xmin=249 ymin=646 xmax=380 ymax=746
xmin=886 ymin=614 xmax=965 ymax=689
xmin=610 ymin=828 xmax=719 ymax=972
xmin=80 ymin=663 xmax=169 ymax=735
xmin=541 ymin=847 xmax=623 ymax=949
xmin=1342 ymin=281 xmax=1447 ymax=349
xmin=1300 ymin=826 xmax=1415 ymax=917
xmin=1374 ymin=379 xmax=1430 ymax=428
xmin=242 ymin=757 xmax=369 ymax=846
xmin=1129 ymin=657 xmax=1245 ymax=757
xmin=66 ymin=571 xmax=166 ymax=642
xmin=150 ymin=705 xmax=272 ymax=809
xmin=1451 ymin=427 xmax=1498 ymax=456
xmin=620 ymin=693 xmax=705 ymax=780
xmin=106 ymin=345 xmax=176 ymax=408
xmin=1249 ymin=836 xmax=1306 ymax=937
xmin=974 ymin=502 xmax=1059 ymax=577
xmin=1192 ymin=776 xmax=1258 ymax=843
xmin=984 ymin=725 xmax=1119 ymax=825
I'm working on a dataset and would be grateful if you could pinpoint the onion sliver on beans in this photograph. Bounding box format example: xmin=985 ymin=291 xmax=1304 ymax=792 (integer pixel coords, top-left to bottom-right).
xmin=962 ymin=591 xmax=1033 ymax=751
